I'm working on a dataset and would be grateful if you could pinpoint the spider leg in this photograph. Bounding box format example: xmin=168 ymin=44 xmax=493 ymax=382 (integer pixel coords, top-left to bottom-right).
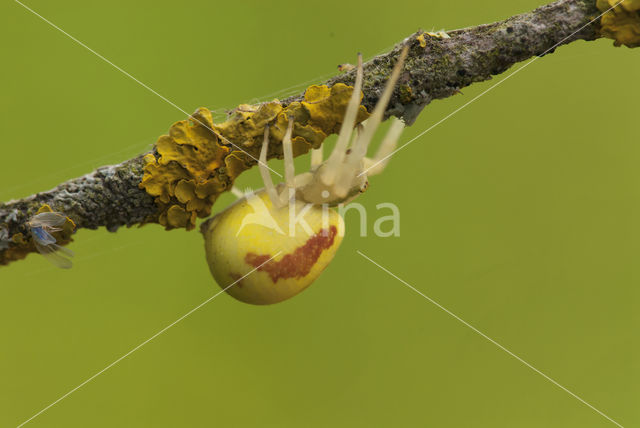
xmin=334 ymin=46 xmax=409 ymax=196
xmin=310 ymin=146 xmax=323 ymax=170
xmin=320 ymin=53 xmax=364 ymax=186
xmin=230 ymin=186 xmax=245 ymax=198
xmin=259 ymin=125 xmax=282 ymax=207
xmin=278 ymin=117 xmax=296 ymax=206
xmin=350 ymin=123 xmax=364 ymax=148
xmin=347 ymin=46 xmax=408 ymax=165
xmin=362 ymin=116 xmax=405 ymax=177
xmin=323 ymin=123 xmax=364 ymax=199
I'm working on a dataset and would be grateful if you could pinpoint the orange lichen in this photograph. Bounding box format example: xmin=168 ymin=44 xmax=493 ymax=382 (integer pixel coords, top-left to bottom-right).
xmin=300 ymin=84 xmax=368 ymax=135
xmin=214 ymin=102 xmax=283 ymax=150
xmin=426 ymin=30 xmax=450 ymax=39
xmin=215 ymin=83 xmax=368 ymax=171
xmin=417 ymin=33 xmax=427 ymax=48
xmin=11 ymin=232 xmax=28 ymax=246
xmin=597 ymin=0 xmax=640 ymax=47
xmin=140 ymin=108 xmax=230 ymax=230
xmin=337 ymin=63 xmax=355 ymax=72
xmin=140 ymin=83 xmax=369 ymax=230
xmin=417 ymin=30 xmax=450 ymax=47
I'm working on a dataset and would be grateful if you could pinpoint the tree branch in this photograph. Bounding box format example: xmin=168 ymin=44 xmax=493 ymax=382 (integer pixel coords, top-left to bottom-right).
xmin=0 ymin=0 xmax=608 ymax=265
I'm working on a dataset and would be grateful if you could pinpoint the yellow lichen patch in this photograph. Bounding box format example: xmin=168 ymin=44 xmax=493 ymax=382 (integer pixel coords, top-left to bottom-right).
xmin=224 ymin=152 xmax=254 ymax=181
xmin=597 ymin=0 xmax=640 ymax=47
xmin=11 ymin=232 xmax=28 ymax=245
xmin=426 ymin=30 xmax=451 ymax=39
xmin=164 ymin=205 xmax=194 ymax=229
xmin=417 ymin=33 xmax=427 ymax=48
xmin=212 ymin=82 xmax=368 ymax=165
xmin=140 ymin=154 xmax=188 ymax=204
xmin=301 ymin=83 xmax=369 ymax=136
xmin=598 ymin=0 xmax=640 ymax=12
xmin=271 ymin=104 xmax=321 ymax=155
xmin=159 ymin=108 xmax=229 ymax=182
xmin=214 ymin=102 xmax=283 ymax=149
xmin=140 ymin=83 xmax=369 ymax=230
xmin=337 ymin=63 xmax=355 ymax=72
xmin=140 ymin=109 xmax=230 ymax=230
xmin=174 ymin=179 xmax=197 ymax=204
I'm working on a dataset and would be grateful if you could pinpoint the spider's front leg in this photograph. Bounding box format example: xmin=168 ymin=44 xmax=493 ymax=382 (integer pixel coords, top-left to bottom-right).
xmin=333 ymin=46 xmax=409 ymax=198
xmin=319 ymin=53 xmax=364 ymax=187
xmin=310 ymin=146 xmax=323 ymax=171
xmin=259 ymin=125 xmax=282 ymax=208
xmin=278 ymin=117 xmax=297 ymax=207
xmin=258 ymin=118 xmax=297 ymax=208
xmin=361 ymin=117 xmax=405 ymax=177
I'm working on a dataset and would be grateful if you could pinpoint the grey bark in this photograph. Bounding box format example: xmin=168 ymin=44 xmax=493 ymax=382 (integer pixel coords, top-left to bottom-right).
xmin=308 ymin=0 xmax=599 ymax=125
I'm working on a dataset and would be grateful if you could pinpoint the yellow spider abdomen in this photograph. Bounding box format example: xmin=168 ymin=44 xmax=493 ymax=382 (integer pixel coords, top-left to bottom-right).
xmin=202 ymin=189 xmax=344 ymax=305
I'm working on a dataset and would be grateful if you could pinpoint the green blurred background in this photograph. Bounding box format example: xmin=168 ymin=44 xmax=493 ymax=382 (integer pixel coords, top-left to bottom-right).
xmin=1 ymin=0 xmax=638 ymax=426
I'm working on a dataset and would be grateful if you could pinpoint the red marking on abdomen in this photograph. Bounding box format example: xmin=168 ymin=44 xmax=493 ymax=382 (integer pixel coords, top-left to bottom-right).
xmin=245 ymin=226 xmax=337 ymax=283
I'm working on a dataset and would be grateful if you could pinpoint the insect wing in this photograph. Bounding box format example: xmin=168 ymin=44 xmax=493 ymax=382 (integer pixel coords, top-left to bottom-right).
xmin=32 ymin=226 xmax=57 ymax=246
xmin=34 ymin=241 xmax=73 ymax=269
xmin=32 ymin=212 xmax=67 ymax=227
xmin=51 ymin=243 xmax=74 ymax=258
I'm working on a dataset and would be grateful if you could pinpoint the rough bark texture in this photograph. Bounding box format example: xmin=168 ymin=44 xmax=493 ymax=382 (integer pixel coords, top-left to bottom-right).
xmin=0 ymin=0 xmax=603 ymax=265
xmin=0 ymin=156 xmax=156 ymax=234
xmin=298 ymin=0 xmax=600 ymax=125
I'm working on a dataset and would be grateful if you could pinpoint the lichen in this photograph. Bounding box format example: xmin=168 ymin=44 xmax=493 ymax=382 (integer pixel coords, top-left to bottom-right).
xmin=417 ymin=30 xmax=450 ymax=49
xmin=426 ymin=30 xmax=451 ymax=39
xmin=140 ymin=83 xmax=369 ymax=230
xmin=0 ymin=227 xmax=9 ymax=251
xmin=399 ymin=85 xmax=413 ymax=104
xmin=139 ymin=108 xmax=229 ymax=230
xmin=417 ymin=33 xmax=427 ymax=48
xmin=337 ymin=63 xmax=355 ymax=72
xmin=597 ymin=0 xmax=640 ymax=47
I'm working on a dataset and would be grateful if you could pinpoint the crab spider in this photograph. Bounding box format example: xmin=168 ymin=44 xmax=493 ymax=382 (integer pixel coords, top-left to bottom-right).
xmin=202 ymin=47 xmax=408 ymax=305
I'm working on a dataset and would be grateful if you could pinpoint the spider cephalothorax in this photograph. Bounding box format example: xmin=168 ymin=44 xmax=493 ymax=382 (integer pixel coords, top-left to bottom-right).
xmin=202 ymin=47 xmax=408 ymax=305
